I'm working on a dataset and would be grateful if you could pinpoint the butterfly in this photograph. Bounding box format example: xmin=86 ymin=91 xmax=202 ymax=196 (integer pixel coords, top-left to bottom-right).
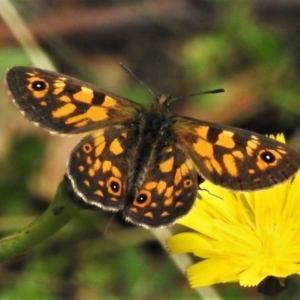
xmin=6 ymin=66 xmax=300 ymax=228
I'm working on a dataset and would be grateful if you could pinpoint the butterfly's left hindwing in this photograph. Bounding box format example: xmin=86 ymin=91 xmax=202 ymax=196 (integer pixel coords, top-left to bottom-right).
xmin=67 ymin=126 xmax=134 ymax=211
xmin=173 ymin=116 xmax=300 ymax=191
xmin=6 ymin=67 xmax=141 ymax=134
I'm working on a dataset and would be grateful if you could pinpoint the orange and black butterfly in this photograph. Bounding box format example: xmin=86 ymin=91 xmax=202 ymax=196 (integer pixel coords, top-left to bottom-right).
xmin=6 ymin=66 xmax=300 ymax=228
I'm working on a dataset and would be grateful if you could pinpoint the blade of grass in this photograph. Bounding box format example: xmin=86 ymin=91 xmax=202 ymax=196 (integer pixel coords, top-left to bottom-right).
xmin=0 ymin=0 xmax=55 ymax=69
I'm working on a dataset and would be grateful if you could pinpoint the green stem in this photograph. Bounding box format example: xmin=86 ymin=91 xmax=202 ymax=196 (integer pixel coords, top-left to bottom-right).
xmin=0 ymin=176 xmax=81 ymax=263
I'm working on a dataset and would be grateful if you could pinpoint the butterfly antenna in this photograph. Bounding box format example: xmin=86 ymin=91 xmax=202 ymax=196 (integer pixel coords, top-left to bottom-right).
xmin=167 ymin=88 xmax=225 ymax=106
xmin=120 ymin=63 xmax=156 ymax=98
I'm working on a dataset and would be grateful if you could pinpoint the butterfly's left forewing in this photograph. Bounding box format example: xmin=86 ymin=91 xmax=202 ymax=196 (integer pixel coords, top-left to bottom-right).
xmin=6 ymin=67 xmax=142 ymax=134
xmin=172 ymin=116 xmax=300 ymax=191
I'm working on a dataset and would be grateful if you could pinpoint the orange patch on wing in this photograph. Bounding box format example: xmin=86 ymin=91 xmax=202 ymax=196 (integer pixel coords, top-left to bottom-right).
xmin=52 ymin=103 xmax=77 ymax=118
xmin=165 ymin=186 xmax=173 ymax=198
xmin=112 ymin=166 xmax=121 ymax=178
xmin=89 ymin=159 xmax=101 ymax=174
xmin=160 ymin=211 xmax=169 ymax=217
xmin=145 ymin=181 xmax=157 ymax=190
xmin=93 ymin=159 xmax=101 ymax=170
xmin=223 ymin=154 xmax=238 ymax=177
xmin=59 ymin=95 xmax=71 ymax=102
xmin=164 ymin=198 xmax=173 ymax=206
xmin=256 ymin=160 xmax=268 ymax=171
xmin=175 ymin=190 xmax=182 ymax=196
xmin=110 ymin=138 xmax=123 ymax=155
xmin=102 ymin=160 xmax=112 ymax=172
xmin=159 ymin=157 xmax=174 ymax=173
xmin=95 ymin=142 xmax=106 ymax=157
xmin=157 ymin=180 xmax=167 ymax=195
xmin=65 ymin=106 xmax=108 ymax=125
xmin=130 ymin=207 xmax=138 ymax=213
xmin=210 ymin=159 xmax=222 ymax=175
xmin=246 ymin=146 xmax=254 ymax=156
xmin=74 ymin=120 xmax=88 ymax=127
xmin=180 ymin=162 xmax=189 ymax=176
xmin=78 ymin=165 xmax=84 ymax=172
xmin=204 ymin=159 xmax=214 ymax=173
xmin=174 ymin=168 xmax=182 ymax=185
xmin=194 ymin=126 xmax=209 ymax=139
xmin=102 ymin=96 xmax=118 ymax=107
xmin=73 ymin=87 xmax=94 ymax=103
xmin=215 ymin=131 xmax=235 ymax=148
xmin=88 ymin=168 xmax=95 ymax=177
xmin=94 ymin=190 xmax=104 ymax=197
xmin=86 ymin=106 xmax=109 ymax=120
xmin=247 ymin=140 xmax=259 ymax=149
xmin=53 ymin=80 xmax=66 ymax=94
xmin=233 ymin=150 xmax=244 ymax=159
xmin=193 ymin=138 xmax=214 ymax=163
xmin=144 ymin=211 xmax=154 ymax=219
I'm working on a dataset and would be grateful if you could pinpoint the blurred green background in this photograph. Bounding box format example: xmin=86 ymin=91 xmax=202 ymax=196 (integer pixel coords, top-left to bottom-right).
xmin=0 ymin=0 xmax=300 ymax=299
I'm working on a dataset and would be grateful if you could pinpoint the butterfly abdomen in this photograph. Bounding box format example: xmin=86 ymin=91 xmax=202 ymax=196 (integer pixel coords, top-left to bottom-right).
xmin=127 ymin=111 xmax=175 ymax=196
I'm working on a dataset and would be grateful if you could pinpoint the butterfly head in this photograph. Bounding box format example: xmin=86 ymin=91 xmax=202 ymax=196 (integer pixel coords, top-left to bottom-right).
xmin=153 ymin=94 xmax=173 ymax=112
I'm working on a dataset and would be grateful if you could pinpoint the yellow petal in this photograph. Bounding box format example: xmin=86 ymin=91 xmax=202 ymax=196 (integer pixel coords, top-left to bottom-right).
xmin=187 ymin=258 xmax=241 ymax=287
xmin=167 ymin=232 xmax=221 ymax=258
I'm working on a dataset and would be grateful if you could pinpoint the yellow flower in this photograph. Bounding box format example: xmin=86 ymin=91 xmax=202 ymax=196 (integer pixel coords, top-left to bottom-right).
xmin=167 ymin=134 xmax=300 ymax=288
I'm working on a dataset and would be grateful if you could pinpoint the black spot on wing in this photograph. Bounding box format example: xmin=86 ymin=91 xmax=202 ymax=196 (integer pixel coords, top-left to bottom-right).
xmin=91 ymin=93 xmax=106 ymax=105
xmin=207 ymin=127 xmax=223 ymax=143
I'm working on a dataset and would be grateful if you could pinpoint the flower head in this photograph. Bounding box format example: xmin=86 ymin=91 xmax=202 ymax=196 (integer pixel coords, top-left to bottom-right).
xmin=167 ymin=134 xmax=300 ymax=288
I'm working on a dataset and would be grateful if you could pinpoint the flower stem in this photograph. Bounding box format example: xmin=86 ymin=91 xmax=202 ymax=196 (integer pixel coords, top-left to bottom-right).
xmin=0 ymin=176 xmax=81 ymax=263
